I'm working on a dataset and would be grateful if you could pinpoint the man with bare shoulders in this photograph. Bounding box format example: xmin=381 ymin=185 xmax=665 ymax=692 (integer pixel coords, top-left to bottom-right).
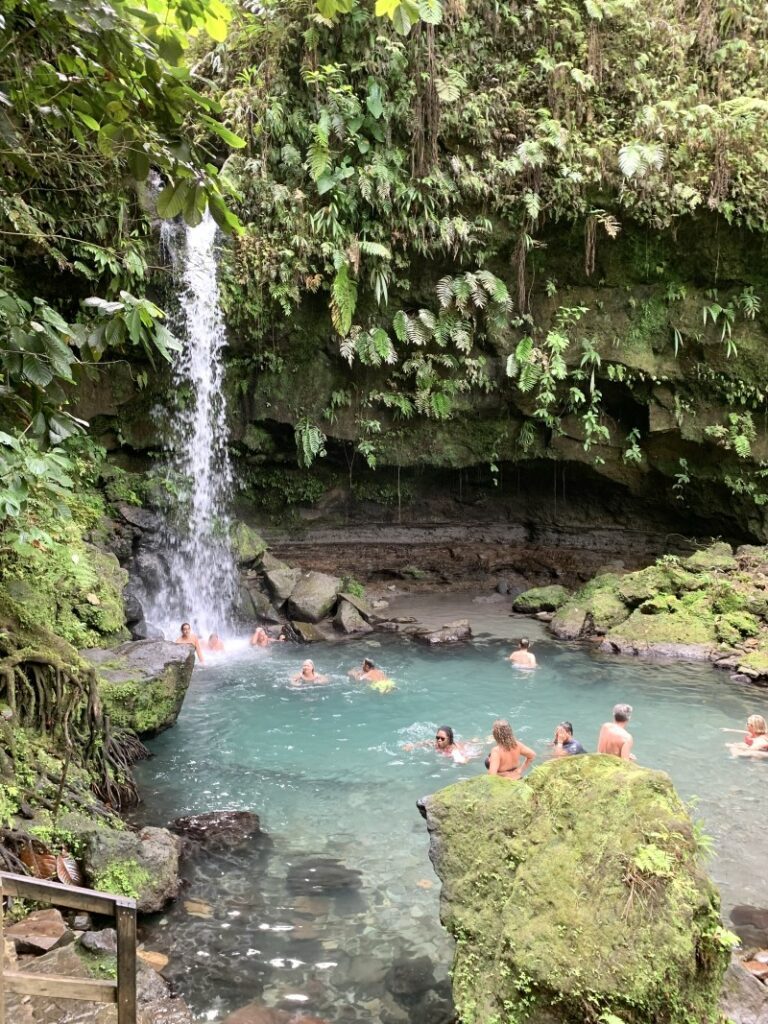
xmin=597 ymin=703 xmax=634 ymax=760
xmin=175 ymin=622 xmax=205 ymax=664
xmin=349 ymin=658 xmax=386 ymax=683
xmin=508 ymin=638 xmax=537 ymax=668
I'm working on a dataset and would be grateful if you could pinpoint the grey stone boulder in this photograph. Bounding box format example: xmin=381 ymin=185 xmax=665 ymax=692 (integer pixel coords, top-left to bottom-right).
xmin=261 ymin=551 xmax=289 ymax=572
xmin=230 ymin=521 xmax=267 ymax=567
xmin=83 ymin=640 xmax=195 ymax=736
xmin=84 ymin=825 xmax=182 ymax=914
xmin=265 ymin=567 xmax=301 ymax=605
xmin=5 ymin=908 xmax=73 ymax=954
xmin=130 ymin=618 xmax=164 ymax=641
xmin=720 ymin=958 xmax=768 ymax=1023
xmin=291 ymin=621 xmax=326 ymax=643
xmin=117 ymin=503 xmax=163 ymax=533
xmin=334 ymin=599 xmax=373 ymax=635
xmin=80 ymin=928 xmax=117 ymax=954
xmin=413 ymin=619 xmax=472 ymax=645
xmin=287 ymin=571 xmax=342 ymax=623
xmin=129 ymin=549 xmax=169 ymax=594
xmin=338 ymin=590 xmax=373 ymax=620
xmin=236 ymin=583 xmax=281 ymax=624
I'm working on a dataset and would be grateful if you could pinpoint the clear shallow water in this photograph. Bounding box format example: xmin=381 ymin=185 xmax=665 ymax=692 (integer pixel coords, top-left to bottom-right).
xmin=136 ymin=632 xmax=768 ymax=1022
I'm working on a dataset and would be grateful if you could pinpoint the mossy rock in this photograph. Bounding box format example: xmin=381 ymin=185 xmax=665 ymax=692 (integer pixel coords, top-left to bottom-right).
xmin=230 ymin=521 xmax=267 ymax=567
xmin=683 ymin=542 xmax=737 ymax=573
xmin=610 ymin=594 xmax=717 ymax=647
xmin=715 ymin=611 xmax=760 ymax=645
xmin=423 ymin=759 xmax=730 ymax=1024
xmin=617 ymin=563 xmax=706 ymax=607
xmin=551 ymin=573 xmax=630 ymax=639
xmin=512 ymin=584 xmax=571 ymax=613
xmin=85 ymin=640 xmax=195 ymax=736
xmin=736 ymin=641 xmax=768 ymax=680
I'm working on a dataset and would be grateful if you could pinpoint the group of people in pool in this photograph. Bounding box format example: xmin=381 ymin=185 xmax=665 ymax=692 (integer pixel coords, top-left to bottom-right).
xmin=174 ymin=624 xmax=768 ymax=764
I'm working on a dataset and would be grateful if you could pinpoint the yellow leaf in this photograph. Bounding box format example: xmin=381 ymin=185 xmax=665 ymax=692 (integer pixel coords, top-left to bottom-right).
xmin=85 ymin=593 xmax=101 ymax=605
xmin=375 ymin=0 xmax=401 ymax=15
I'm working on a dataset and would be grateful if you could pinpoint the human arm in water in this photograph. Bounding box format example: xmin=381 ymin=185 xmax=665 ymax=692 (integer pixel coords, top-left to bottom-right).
xmin=193 ymin=639 xmax=205 ymax=664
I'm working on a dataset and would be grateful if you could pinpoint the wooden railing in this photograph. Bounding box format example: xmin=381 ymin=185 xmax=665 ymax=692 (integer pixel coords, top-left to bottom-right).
xmin=0 ymin=871 xmax=136 ymax=1024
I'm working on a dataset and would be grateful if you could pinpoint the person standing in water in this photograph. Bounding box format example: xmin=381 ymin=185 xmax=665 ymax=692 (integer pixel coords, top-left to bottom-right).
xmin=597 ymin=704 xmax=635 ymax=759
xmin=206 ymin=633 xmax=225 ymax=652
xmin=487 ymin=719 xmax=536 ymax=779
xmin=175 ymin=622 xmax=205 ymax=664
xmin=349 ymin=658 xmax=386 ymax=682
xmin=508 ymin=638 xmax=537 ymax=668
xmin=251 ymin=626 xmax=282 ymax=647
xmin=552 ymin=721 xmax=586 ymax=756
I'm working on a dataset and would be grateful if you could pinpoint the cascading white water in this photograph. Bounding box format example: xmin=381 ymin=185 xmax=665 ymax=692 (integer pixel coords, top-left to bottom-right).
xmin=149 ymin=213 xmax=236 ymax=637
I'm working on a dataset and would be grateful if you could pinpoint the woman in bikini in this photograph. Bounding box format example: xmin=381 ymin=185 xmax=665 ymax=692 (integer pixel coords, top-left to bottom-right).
xmin=487 ymin=719 xmax=536 ymax=779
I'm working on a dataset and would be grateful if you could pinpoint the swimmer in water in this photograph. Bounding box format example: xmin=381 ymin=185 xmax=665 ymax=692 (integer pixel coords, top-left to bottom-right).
xmin=206 ymin=633 xmax=225 ymax=653
xmin=508 ymin=638 xmax=537 ymax=669
xmin=486 ymin=719 xmax=536 ymax=779
xmin=597 ymin=704 xmax=635 ymax=760
xmin=250 ymin=626 xmax=282 ymax=647
xmin=727 ymin=714 xmax=768 ymax=757
xmin=291 ymin=659 xmax=329 ymax=685
xmin=175 ymin=622 xmax=205 ymax=664
xmin=349 ymin=657 xmax=386 ymax=682
xmin=551 ymin=721 xmax=586 ymax=757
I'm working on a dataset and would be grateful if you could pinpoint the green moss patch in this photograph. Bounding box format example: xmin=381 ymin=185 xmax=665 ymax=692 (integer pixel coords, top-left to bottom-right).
xmin=427 ymin=759 xmax=731 ymax=1024
xmin=512 ymin=585 xmax=571 ymax=613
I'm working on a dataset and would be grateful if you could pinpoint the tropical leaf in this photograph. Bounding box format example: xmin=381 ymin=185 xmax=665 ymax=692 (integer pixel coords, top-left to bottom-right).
xmin=20 ymin=841 xmax=56 ymax=880
xmin=56 ymin=849 xmax=83 ymax=887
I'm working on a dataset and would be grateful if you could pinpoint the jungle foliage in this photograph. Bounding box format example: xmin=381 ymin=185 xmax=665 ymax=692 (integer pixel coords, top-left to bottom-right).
xmin=204 ymin=0 xmax=768 ymax=514
xmin=0 ymin=0 xmax=245 ymax=521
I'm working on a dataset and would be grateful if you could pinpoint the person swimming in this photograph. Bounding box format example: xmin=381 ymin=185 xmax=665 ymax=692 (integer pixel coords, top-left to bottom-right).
xmin=552 ymin=721 xmax=586 ymax=756
xmin=404 ymin=726 xmax=477 ymax=762
xmin=727 ymin=714 xmax=768 ymax=758
xmin=291 ymin=659 xmax=329 ymax=685
xmin=349 ymin=657 xmax=386 ymax=682
xmin=250 ymin=626 xmax=281 ymax=647
xmin=508 ymin=638 xmax=537 ymax=669
xmin=206 ymin=633 xmax=225 ymax=653
xmin=486 ymin=719 xmax=535 ymax=779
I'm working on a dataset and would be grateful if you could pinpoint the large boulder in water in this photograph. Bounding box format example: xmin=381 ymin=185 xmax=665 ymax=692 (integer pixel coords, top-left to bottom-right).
xmin=287 ymin=571 xmax=342 ymax=623
xmin=421 ymin=757 xmax=731 ymax=1024
xmin=84 ymin=639 xmax=194 ymax=736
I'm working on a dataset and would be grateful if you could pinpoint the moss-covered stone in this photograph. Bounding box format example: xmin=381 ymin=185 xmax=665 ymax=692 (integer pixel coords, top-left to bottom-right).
xmin=551 ymin=573 xmax=630 ymax=639
xmin=230 ymin=520 xmax=267 ymax=567
xmin=86 ymin=640 xmax=195 ymax=736
xmin=512 ymin=584 xmax=570 ymax=613
xmin=682 ymin=542 xmax=737 ymax=572
xmin=424 ymin=759 xmax=731 ymax=1024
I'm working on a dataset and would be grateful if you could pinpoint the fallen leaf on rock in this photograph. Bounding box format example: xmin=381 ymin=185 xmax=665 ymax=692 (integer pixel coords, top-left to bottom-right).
xmin=85 ymin=593 xmax=101 ymax=605
xmin=56 ymin=849 xmax=83 ymax=887
xmin=137 ymin=949 xmax=169 ymax=971
xmin=184 ymin=899 xmax=214 ymax=919
xmin=416 ymin=879 xmax=433 ymax=889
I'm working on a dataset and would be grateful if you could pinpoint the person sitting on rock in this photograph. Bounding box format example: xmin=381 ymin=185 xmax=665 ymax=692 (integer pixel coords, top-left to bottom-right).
xmin=349 ymin=657 xmax=386 ymax=682
xmin=292 ymin=659 xmax=329 ymax=685
xmin=552 ymin=721 xmax=586 ymax=756
xmin=597 ymin=704 xmax=635 ymax=760
xmin=175 ymin=622 xmax=204 ymax=664
xmin=206 ymin=632 xmax=225 ymax=652
xmin=727 ymin=714 xmax=768 ymax=758
xmin=250 ymin=626 xmax=282 ymax=647
xmin=508 ymin=638 xmax=537 ymax=668
xmin=487 ymin=719 xmax=536 ymax=779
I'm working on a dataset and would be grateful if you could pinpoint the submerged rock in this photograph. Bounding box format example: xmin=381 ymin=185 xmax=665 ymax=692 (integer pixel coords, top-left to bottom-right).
xmin=170 ymin=810 xmax=263 ymax=849
xmin=421 ymin=757 xmax=730 ymax=1024
xmin=84 ymin=639 xmax=195 ymax=736
xmin=286 ymin=857 xmax=363 ymax=895
xmin=287 ymin=571 xmax=343 ymax=623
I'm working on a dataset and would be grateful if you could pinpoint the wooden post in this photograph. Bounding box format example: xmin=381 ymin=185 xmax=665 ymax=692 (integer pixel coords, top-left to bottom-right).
xmin=1 ymin=874 xmax=5 ymax=1024
xmin=115 ymin=901 xmax=137 ymax=1024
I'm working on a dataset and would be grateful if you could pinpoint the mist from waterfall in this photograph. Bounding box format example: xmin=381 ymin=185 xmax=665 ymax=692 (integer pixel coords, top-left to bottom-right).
xmin=149 ymin=213 xmax=236 ymax=637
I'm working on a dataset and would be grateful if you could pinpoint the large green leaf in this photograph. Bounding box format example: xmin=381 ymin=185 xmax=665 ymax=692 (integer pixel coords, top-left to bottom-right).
xmin=157 ymin=181 xmax=190 ymax=219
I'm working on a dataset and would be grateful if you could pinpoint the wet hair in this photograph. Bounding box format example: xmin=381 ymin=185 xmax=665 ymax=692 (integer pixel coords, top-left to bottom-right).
xmin=362 ymin=658 xmax=375 ymax=670
xmin=181 ymin=622 xmax=191 ymax=630
xmin=558 ymin=721 xmax=574 ymax=736
xmin=492 ymin=719 xmax=517 ymax=750
xmin=747 ymin=714 xmax=767 ymax=735
xmin=437 ymin=725 xmax=454 ymax=745
xmin=613 ymin=703 xmax=633 ymax=723
xmin=519 ymin=638 xmax=530 ymax=649
xmin=209 ymin=633 xmax=219 ymax=641
xmin=302 ymin=659 xmax=314 ymax=671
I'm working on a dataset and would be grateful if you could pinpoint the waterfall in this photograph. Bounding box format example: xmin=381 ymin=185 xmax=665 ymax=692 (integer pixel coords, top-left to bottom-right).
xmin=148 ymin=213 xmax=236 ymax=638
